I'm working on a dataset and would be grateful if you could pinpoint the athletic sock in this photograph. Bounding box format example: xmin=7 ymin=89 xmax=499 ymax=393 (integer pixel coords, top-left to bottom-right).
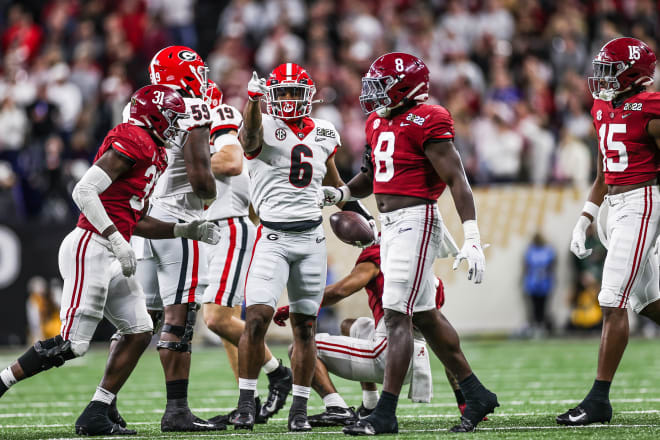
xmin=458 ymin=373 xmax=486 ymax=401
xmin=165 ymin=379 xmax=189 ymax=408
xmin=371 ymin=391 xmax=398 ymax=418
xmin=291 ymin=385 xmax=311 ymax=416
xmin=454 ymin=389 xmax=466 ymax=406
xmin=362 ymin=390 xmax=379 ymax=410
xmin=323 ymin=392 xmax=348 ymax=409
xmin=583 ymin=380 xmax=611 ymax=403
xmin=0 ymin=366 xmax=17 ymax=391
xmin=92 ymin=386 xmax=115 ymax=406
xmin=238 ymin=378 xmax=257 ymax=413
xmin=262 ymin=357 xmax=280 ymax=375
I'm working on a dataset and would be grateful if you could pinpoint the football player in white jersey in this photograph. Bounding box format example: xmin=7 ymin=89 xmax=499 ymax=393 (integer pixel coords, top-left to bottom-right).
xmin=233 ymin=63 xmax=375 ymax=432
xmin=200 ymin=81 xmax=294 ymax=426
xmin=115 ymin=46 xmax=223 ymax=432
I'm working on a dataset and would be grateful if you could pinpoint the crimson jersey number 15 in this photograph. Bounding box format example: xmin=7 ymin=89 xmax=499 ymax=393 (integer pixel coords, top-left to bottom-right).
xmin=599 ymin=123 xmax=628 ymax=172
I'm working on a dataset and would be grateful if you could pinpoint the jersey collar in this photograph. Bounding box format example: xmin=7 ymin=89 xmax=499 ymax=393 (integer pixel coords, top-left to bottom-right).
xmin=284 ymin=116 xmax=315 ymax=141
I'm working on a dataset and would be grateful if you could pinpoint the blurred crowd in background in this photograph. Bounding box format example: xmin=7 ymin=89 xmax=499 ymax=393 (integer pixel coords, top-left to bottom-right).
xmin=1 ymin=0 xmax=659 ymax=337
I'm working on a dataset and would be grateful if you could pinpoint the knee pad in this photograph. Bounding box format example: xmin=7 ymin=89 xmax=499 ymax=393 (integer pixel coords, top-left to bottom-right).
xmin=289 ymin=299 xmax=321 ymax=317
xmin=18 ymin=335 xmax=77 ymax=377
xmin=156 ymin=303 xmax=198 ymax=353
xmin=110 ymin=332 xmax=121 ymax=342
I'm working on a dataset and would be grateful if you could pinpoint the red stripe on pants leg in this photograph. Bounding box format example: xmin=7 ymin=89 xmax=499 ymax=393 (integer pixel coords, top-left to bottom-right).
xmin=406 ymin=205 xmax=431 ymax=315
xmin=62 ymin=231 xmax=87 ymax=336
xmin=315 ymin=337 xmax=387 ymax=354
xmin=64 ymin=231 xmax=92 ymax=340
xmin=619 ymin=187 xmax=652 ymax=308
xmin=215 ymin=218 xmax=237 ymax=304
xmin=409 ymin=206 xmax=434 ymax=313
xmin=187 ymin=239 xmax=200 ymax=303
xmin=244 ymin=225 xmax=263 ymax=300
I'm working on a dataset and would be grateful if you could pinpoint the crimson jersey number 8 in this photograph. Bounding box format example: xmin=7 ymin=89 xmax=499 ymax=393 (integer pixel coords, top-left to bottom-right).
xmin=374 ymin=131 xmax=395 ymax=182
xmin=598 ymin=123 xmax=628 ymax=172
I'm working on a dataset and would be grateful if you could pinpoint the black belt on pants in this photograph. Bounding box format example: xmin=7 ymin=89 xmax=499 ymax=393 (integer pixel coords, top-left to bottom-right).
xmin=260 ymin=217 xmax=322 ymax=232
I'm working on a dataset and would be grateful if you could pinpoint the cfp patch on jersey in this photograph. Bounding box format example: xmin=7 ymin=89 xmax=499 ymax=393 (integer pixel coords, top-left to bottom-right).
xmin=178 ymin=50 xmax=196 ymax=61
xmin=623 ymin=102 xmax=643 ymax=111
xmin=406 ymin=113 xmax=426 ymax=126
xmin=275 ymin=128 xmax=287 ymax=140
xmin=316 ymin=127 xmax=336 ymax=138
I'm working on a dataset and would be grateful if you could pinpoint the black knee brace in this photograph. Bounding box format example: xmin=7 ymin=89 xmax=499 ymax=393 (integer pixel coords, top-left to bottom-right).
xmin=18 ymin=335 xmax=76 ymax=377
xmin=156 ymin=303 xmax=198 ymax=353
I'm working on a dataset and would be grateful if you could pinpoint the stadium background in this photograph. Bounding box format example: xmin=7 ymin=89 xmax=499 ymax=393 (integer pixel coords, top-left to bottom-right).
xmin=0 ymin=0 xmax=658 ymax=343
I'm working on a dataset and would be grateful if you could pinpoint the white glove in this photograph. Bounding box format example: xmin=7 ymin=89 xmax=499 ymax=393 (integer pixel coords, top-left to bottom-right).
xmin=174 ymin=219 xmax=221 ymax=245
xmin=368 ymin=219 xmax=380 ymax=246
xmin=108 ymin=231 xmax=137 ymax=277
xmin=570 ymin=216 xmax=592 ymax=259
xmin=247 ymin=71 xmax=267 ymax=101
xmin=452 ymin=220 xmax=485 ymax=284
xmin=319 ymin=185 xmax=349 ymax=208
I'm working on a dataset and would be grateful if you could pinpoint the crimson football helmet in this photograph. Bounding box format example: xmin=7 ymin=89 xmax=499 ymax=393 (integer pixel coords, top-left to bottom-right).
xmin=589 ymin=37 xmax=656 ymax=101
xmin=149 ymin=45 xmax=209 ymax=99
xmin=129 ymin=85 xmax=189 ymax=147
xmin=266 ymin=63 xmax=316 ymax=120
xmin=205 ymin=80 xmax=223 ymax=110
xmin=360 ymin=52 xmax=430 ymax=116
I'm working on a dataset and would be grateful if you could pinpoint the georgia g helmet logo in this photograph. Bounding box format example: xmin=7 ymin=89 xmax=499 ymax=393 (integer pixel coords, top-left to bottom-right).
xmin=178 ymin=50 xmax=196 ymax=61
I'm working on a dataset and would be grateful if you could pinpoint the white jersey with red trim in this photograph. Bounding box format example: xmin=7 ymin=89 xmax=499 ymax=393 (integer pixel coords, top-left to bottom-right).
xmin=247 ymin=114 xmax=340 ymax=223
xmin=205 ymin=103 xmax=250 ymax=220
xmin=122 ymin=89 xmax=212 ymax=221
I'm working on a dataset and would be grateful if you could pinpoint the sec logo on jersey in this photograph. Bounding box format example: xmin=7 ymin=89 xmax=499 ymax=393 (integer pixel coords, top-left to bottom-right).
xmin=275 ymin=128 xmax=287 ymax=140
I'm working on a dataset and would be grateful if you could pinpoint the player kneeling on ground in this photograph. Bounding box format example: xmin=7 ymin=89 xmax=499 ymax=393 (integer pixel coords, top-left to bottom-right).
xmin=0 ymin=86 xmax=219 ymax=436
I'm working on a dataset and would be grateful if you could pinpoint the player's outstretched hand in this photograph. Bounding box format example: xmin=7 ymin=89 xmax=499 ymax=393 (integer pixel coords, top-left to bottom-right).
xmin=174 ymin=219 xmax=221 ymax=245
xmin=273 ymin=305 xmax=290 ymax=327
xmin=452 ymin=239 xmax=485 ymax=284
xmin=319 ymin=186 xmax=345 ymax=207
xmin=570 ymin=216 xmax=592 ymax=259
xmin=248 ymin=71 xmax=267 ymax=101
xmin=109 ymin=231 xmax=137 ymax=277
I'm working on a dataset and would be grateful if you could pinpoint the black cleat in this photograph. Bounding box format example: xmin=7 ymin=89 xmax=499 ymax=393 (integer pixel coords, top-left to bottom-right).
xmin=450 ymin=389 xmax=499 ymax=432
xmin=108 ymin=398 xmax=126 ymax=428
xmin=161 ymin=407 xmax=225 ymax=432
xmin=233 ymin=411 xmax=255 ymax=430
xmin=309 ymin=406 xmax=358 ymax=427
xmin=288 ymin=413 xmax=312 ymax=432
xmin=259 ymin=362 xmax=293 ymax=421
xmin=343 ymin=416 xmax=398 ymax=436
xmin=556 ymin=401 xmax=612 ymax=426
xmin=75 ymin=401 xmax=137 ymax=436
xmin=209 ymin=397 xmax=263 ymax=426
xmin=356 ymin=403 xmax=373 ymax=419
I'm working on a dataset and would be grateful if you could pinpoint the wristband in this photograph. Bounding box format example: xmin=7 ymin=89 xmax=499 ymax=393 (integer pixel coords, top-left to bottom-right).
xmin=462 ymin=220 xmax=480 ymax=241
xmin=582 ymin=201 xmax=599 ymax=221
xmin=338 ymin=185 xmax=351 ymax=202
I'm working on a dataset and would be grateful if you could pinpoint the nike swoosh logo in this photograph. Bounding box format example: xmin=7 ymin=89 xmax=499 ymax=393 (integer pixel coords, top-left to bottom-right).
xmin=315 ymin=137 xmax=324 ymax=142
xmin=400 ymin=123 xmax=410 ymax=126
xmin=398 ymin=227 xmax=412 ymax=233
xmin=264 ymin=400 xmax=278 ymax=412
xmin=622 ymin=113 xmax=633 ymax=119
xmin=568 ymin=414 xmax=586 ymax=423
xmin=316 ymin=237 xmax=326 ymax=243
xmin=193 ymin=421 xmax=214 ymax=427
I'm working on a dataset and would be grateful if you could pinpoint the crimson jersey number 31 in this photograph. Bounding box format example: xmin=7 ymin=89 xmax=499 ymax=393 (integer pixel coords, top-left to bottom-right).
xmin=598 ymin=123 xmax=628 ymax=172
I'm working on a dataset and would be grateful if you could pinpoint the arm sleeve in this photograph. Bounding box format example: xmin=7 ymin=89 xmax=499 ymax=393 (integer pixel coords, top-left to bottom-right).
xmin=356 ymin=245 xmax=380 ymax=266
xmin=71 ymin=165 xmax=115 ymax=234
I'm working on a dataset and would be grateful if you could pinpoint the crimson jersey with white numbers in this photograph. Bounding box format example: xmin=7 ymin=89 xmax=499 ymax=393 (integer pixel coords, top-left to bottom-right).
xmin=77 ymin=123 xmax=168 ymax=241
xmin=366 ymin=104 xmax=453 ymax=200
xmin=592 ymin=91 xmax=660 ymax=185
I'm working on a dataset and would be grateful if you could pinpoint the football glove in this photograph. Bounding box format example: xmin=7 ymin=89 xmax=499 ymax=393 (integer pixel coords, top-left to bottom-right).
xmin=108 ymin=231 xmax=137 ymax=277
xmin=273 ymin=305 xmax=290 ymax=327
xmin=452 ymin=220 xmax=485 ymax=284
xmin=248 ymin=71 xmax=267 ymax=101
xmin=173 ymin=219 xmax=221 ymax=245
xmin=570 ymin=216 xmax=592 ymax=259
xmin=319 ymin=185 xmax=350 ymax=207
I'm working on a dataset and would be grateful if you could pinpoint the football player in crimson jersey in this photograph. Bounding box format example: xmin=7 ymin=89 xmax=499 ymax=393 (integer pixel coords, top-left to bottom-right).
xmin=0 ymin=86 xmax=220 ymax=436
xmin=272 ymin=244 xmax=479 ymax=427
xmin=558 ymin=37 xmax=660 ymax=426
xmin=234 ymin=63 xmax=376 ymax=432
xmin=320 ymin=52 xmax=498 ymax=434
xmin=199 ymin=81 xmax=294 ymax=426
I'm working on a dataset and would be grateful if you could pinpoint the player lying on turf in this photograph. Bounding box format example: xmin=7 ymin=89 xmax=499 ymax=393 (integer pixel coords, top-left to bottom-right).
xmin=273 ymin=242 xmax=480 ymax=427
xmin=320 ymin=52 xmax=498 ymax=434
xmin=232 ymin=63 xmax=376 ymax=432
xmin=200 ymin=81 xmax=293 ymax=426
xmin=558 ymin=37 xmax=660 ymax=426
xmin=0 ymin=86 xmax=220 ymax=436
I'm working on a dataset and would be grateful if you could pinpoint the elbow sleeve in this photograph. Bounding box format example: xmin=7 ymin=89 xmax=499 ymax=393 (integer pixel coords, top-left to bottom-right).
xmin=72 ymin=165 xmax=114 ymax=233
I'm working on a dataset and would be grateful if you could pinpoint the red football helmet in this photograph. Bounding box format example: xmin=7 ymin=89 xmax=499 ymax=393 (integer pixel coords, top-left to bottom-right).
xmin=129 ymin=85 xmax=189 ymax=147
xmin=205 ymin=80 xmax=223 ymax=110
xmin=265 ymin=63 xmax=316 ymax=120
xmin=149 ymin=46 xmax=209 ymax=99
xmin=360 ymin=52 xmax=430 ymax=116
xmin=589 ymin=37 xmax=656 ymax=101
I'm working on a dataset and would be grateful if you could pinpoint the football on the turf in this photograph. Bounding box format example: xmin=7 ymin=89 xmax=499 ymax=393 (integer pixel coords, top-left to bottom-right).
xmin=329 ymin=211 xmax=375 ymax=246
